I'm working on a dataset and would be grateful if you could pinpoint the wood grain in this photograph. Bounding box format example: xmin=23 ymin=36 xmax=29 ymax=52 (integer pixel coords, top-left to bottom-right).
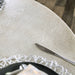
xmin=45 ymin=0 xmax=56 ymax=10
xmin=62 ymin=0 xmax=74 ymax=28
xmin=71 ymin=17 xmax=75 ymax=33
xmin=35 ymin=0 xmax=75 ymax=33
xmin=55 ymin=0 xmax=67 ymax=6
xmin=53 ymin=6 xmax=64 ymax=17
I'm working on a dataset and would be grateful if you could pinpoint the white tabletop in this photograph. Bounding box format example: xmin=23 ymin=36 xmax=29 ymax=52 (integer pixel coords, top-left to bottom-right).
xmin=0 ymin=0 xmax=75 ymax=74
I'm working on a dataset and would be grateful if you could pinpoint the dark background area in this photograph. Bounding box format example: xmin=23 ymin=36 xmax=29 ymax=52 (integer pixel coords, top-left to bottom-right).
xmin=36 ymin=0 xmax=75 ymax=33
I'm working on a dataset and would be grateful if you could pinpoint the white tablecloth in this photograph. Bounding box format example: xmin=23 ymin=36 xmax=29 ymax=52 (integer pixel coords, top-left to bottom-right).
xmin=0 ymin=0 xmax=75 ymax=74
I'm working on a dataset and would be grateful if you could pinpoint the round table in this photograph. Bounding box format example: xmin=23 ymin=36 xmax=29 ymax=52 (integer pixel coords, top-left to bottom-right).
xmin=0 ymin=0 xmax=75 ymax=74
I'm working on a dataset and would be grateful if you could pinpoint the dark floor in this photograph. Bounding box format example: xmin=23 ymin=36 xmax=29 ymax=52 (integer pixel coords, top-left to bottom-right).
xmin=36 ymin=0 xmax=75 ymax=33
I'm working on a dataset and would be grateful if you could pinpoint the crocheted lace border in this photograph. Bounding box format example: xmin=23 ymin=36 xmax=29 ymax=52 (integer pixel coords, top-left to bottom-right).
xmin=0 ymin=55 xmax=72 ymax=75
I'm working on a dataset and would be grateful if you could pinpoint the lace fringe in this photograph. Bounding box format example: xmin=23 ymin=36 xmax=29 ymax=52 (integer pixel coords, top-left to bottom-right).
xmin=0 ymin=55 xmax=72 ymax=75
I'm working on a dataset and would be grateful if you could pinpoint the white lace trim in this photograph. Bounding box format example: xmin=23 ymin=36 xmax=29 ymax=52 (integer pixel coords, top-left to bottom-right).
xmin=0 ymin=55 xmax=72 ymax=75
